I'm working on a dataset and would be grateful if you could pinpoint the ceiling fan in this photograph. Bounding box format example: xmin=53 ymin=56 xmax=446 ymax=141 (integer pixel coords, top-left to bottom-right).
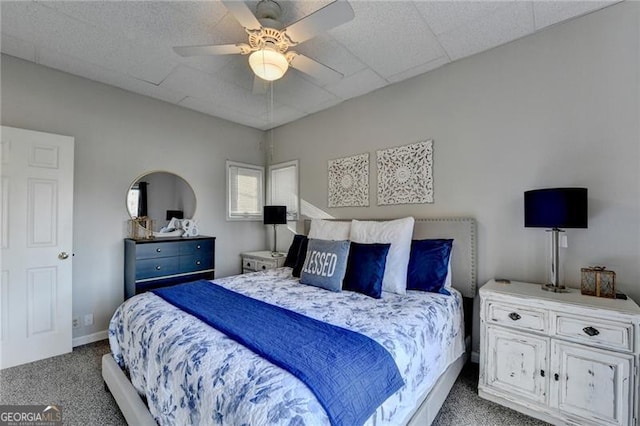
xmin=173 ymin=0 xmax=355 ymax=94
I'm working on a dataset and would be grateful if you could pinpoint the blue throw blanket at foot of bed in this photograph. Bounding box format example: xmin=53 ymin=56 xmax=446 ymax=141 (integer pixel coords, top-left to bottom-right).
xmin=152 ymin=280 xmax=404 ymax=426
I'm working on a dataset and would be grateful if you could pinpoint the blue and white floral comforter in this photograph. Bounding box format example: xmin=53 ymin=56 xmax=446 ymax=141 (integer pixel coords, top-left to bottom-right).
xmin=109 ymin=268 xmax=465 ymax=426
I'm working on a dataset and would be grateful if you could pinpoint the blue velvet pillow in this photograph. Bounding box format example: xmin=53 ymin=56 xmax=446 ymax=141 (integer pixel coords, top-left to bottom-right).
xmin=284 ymin=234 xmax=306 ymax=268
xmin=343 ymin=242 xmax=391 ymax=299
xmin=407 ymin=239 xmax=453 ymax=295
xmin=300 ymin=239 xmax=350 ymax=292
xmin=292 ymin=236 xmax=309 ymax=278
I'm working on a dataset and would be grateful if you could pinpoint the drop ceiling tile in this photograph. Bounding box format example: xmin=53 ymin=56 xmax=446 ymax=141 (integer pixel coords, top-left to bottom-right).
xmin=179 ymin=96 xmax=262 ymax=128
xmin=0 ymin=33 xmax=37 ymax=62
xmin=37 ymin=48 xmax=186 ymax=105
xmin=161 ymin=65 xmax=270 ymax=117
xmin=41 ymin=1 xmax=228 ymax=47
xmin=324 ymin=68 xmax=387 ymax=100
xmin=386 ymin=56 xmax=450 ymax=83
xmin=533 ymin=1 xmax=618 ymax=31
xmin=293 ymin=35 xmax=367 ymax=80
xmin=329 ymin=2 xmax=444 ymax=79
xmin=215 ymin=55 xmax=260 ymax=92
xmin=414 ymin=1 xmax=516 ymax=35
xmin=437 ymin=2 xmax=534 ymax=61
xmin=2 ymin=2 xmax=122 ymax=75
xmin=270 ymin=71 xmax=339 ymax=113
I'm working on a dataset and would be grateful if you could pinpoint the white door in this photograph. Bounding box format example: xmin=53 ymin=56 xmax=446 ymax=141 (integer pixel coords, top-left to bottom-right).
xmin=550 ymin=340 xmax=633 ymax=426
xmin=0 ymin=126 xmax=74 ymax=369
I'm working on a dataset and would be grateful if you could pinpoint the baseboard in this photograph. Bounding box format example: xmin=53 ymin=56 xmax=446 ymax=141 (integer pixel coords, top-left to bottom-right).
xmin=73 ymin=330 xmax=108 ymax=347
xmin=470 ymin=350 xmax=479 ymax=364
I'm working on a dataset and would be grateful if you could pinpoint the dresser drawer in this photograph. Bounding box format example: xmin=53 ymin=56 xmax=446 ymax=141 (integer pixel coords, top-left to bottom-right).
xmin=136 ymin=242 xmax=180 ymax=259
xmin=255 ymin=260 xmax=277 ymax=271
xmin=486 ymin=301 xmax=548 ymax=333
xmin=243 ymin=258 xmax=257 ymax=271
xmin=179 ymin=240 xmax=214 ymax=255
xmin=552 ymin=313 xmax=634 ymax=352
xmin=180 ymin=254 xmax=214 ymax=274
xmin=136 ymin=257 xmax=180 ymax=280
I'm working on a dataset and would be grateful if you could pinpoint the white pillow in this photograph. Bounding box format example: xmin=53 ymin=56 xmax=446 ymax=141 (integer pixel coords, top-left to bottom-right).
xmin=308 ymin=219 xmax=351 ymax=241
xmin=350 ymin=217 xmax=415 ymax=295
xmin=444 ymin=256 xmax=452 ymax=288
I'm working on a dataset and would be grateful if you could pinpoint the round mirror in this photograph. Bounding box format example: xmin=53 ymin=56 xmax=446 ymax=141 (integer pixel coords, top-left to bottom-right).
xmin=126 ymin=171 xmax=196 ymax=232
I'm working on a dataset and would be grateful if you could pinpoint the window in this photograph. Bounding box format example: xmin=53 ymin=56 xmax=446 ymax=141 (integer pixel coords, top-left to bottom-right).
xmin=268 ymin=160 xmax=298 ymax=220
xmin=227 ymin=160 xmax=264 ymax=221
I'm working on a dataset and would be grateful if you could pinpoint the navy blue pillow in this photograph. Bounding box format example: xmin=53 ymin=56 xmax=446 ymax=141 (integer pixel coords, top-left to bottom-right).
xmin=284 ymin=234 xmax=306 ymax=268
xmin=292 ymin=236 xmax=309 ymax=278
xmin=407 ymin=239 xmax=453 ymax=295
xmin=343 ymin=242 xmax=391 ymax=299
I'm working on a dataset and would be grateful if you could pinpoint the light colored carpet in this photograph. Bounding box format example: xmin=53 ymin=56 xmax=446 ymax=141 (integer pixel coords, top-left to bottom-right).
xmin=0 ymin=340 xmax=547 ymax=425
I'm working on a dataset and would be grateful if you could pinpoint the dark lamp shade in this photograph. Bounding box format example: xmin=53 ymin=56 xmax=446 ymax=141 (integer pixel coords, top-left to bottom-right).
xmin=263 ymin=205 xmax=287 ymax=225
xmin=524 ymin=188 xmax=588 ymax=229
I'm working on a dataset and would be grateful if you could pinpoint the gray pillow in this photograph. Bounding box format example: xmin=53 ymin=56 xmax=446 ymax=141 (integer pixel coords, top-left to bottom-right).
xmin=299 ymin=238 xmax=350 ymax=292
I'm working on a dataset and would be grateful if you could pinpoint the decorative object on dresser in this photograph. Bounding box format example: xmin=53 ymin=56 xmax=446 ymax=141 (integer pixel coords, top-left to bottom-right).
xmin=524 ymin=187 xmax=588 ymax=292
xmin=263 ymin=205 xmax=287 ymax=256
xmin=241 ymin=250 xmax=286 ymax=273
xmin=377 ymin=140 xmax=433 ymax=205
xmin=581 ymin=266 xmax=616 ymax=298
xmin=124 ymin=236 xmax=215 ymax=299
xmin=479 ymin=279 xmax=640 ymax=426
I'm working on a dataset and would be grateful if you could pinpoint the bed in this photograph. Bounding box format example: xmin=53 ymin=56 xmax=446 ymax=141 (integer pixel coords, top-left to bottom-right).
xmin=103 ymin=217 xmax=477 ymax=425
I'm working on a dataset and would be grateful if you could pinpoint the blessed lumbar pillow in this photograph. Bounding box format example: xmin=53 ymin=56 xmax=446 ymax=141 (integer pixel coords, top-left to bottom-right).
xmin=349 ymin=217 xmax=415 ymax=295
xmin=299 ymin=238 xmax=350 ymax=292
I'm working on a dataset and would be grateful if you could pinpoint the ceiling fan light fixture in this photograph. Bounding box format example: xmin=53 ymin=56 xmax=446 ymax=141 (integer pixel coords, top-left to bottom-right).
xmin=249 ymin=48 xmax=288 ymax=81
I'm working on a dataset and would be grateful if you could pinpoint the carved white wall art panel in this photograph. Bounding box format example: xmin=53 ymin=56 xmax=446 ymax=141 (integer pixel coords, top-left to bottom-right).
xmin=328 ymin=153 xmax=369 ymax=207
xmin=377 ymin=140 xmax=433 ymax=205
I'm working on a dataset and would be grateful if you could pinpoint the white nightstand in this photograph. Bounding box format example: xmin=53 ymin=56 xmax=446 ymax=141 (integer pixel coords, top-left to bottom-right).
xmin=479 ymin=279 xmax=640 ymax=426
xmin=241 ymin=251 xmax=286 ymax=273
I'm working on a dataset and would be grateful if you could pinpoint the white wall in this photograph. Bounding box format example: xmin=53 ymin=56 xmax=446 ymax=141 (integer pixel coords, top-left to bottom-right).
xmin=1 ymin=55 xmax=267 ymax=340
xmin=271 ymin=3 xmax=640 ymax=350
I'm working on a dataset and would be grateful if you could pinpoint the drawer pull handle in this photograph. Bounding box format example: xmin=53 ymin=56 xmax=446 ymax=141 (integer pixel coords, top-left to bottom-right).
xmin=583 ymin=326 xmax=600 ymax=337
xmin=156 ymin=248 xmax=162 ymax=253
xmin=246 ymin=262 xmax=250 ymax=267
xmin=554 ymin=373 xmax=559 ymax=381
xmin=196 ymin=261 xmax=201 ymax=265
xmin=262 ymin=265 xmax=266 ymax=270
xmin=196 ymin=245 xmax=201 ymax=249
xmin=508 ymin=312 xmax=521 ymax=321
xmin=540 ymin=370 xmax=545 ymax=377
xmin=155 ymin=266 xmax=161 ymax=270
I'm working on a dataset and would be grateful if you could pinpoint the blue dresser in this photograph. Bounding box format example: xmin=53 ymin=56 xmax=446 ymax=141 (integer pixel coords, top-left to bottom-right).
xmin=124 ymin=236 xmax=215 ymax=299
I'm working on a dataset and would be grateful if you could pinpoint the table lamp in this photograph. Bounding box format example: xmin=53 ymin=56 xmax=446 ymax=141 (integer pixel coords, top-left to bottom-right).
xmin=264 ymin=205 xmax=287 ymax=257
xmin=524 ymin=188 xmax=588 ymax=292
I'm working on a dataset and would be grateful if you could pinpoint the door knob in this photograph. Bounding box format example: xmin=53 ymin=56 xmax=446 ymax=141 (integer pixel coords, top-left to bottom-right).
xmin=58 ymin=252 xmax=69 ymax=260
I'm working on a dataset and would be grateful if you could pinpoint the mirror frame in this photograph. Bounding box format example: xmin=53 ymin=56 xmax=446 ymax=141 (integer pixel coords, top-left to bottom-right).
xmin=126 ymin=170 xmax=197 ymax=231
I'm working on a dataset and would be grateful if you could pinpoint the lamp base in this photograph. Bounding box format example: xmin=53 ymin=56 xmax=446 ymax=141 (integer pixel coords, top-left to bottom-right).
xmin=541 ymin=283 xmax=571 ymax=293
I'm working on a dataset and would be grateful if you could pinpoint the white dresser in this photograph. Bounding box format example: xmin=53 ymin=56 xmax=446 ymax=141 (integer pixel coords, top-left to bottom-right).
xmin=241 ymin=250 xmax=286 ymax=273
xmin=479 ymin=279 xmax=640 ymax=426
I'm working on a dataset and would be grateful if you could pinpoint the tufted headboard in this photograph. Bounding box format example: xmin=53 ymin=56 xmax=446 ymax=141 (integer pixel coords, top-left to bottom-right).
xmin=302 ymin=217 xmax=477 ymax=298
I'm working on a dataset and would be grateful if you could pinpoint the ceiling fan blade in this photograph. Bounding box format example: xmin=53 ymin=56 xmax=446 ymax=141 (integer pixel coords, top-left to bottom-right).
xmin=173 ymin=44 xmax=247 ymax=57
xmin=221 ymin=0 xmax=262 ymax=31
xmin=252 ymin=76 xmax=269 ymax=95
xmin=289 ymin=53 xmax=343 ymax=84
xmin=282 ymin=0 xmax=355 ymax=45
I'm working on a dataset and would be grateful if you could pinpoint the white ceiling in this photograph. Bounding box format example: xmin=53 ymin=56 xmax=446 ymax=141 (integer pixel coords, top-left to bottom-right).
xmin=1 ymin=1 xmax=618 ymax=130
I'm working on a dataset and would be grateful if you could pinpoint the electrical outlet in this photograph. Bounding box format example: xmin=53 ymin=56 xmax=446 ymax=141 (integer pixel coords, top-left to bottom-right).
xmin=72 ymin=317 xmax=80 ymax=329
xmin=83 ymin=314 xmax=94 ymax=326
xmin=560 ymin=235 xmax=568 ymax=248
